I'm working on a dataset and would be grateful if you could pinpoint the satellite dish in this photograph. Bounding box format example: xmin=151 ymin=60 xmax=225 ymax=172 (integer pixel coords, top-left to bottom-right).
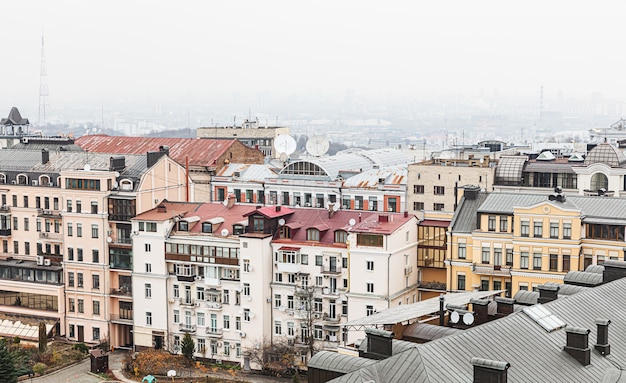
xmin=349 ymin=218 xmax=356 ymax=226
xmin=274 ymin=135 xmax=297 ymax=155
xmin=450 ymin=311 xmax=460 ymax=324
xmin=306 ymin=135 xmax=330 ymax=157
xmin=114 ymin=171 xmax=120 ymax=177
xmin=333 ymin=202 xmax=340 ymax=212
xmin=278 ymin=218 xmax=286 ymax=226
xmin=84 ymin=164 xmax=91 ymax=171
xmin=106 ymin=237 xmax=112 ymax=243
xmin=279 ymin=152 xmax=288 ymax=162
xmin=463 ymin=312 xmax=475 ymax=325
xmin=479 ymin=158 xmax=484 ymax=164
xmin=221 ymin=228 xmax=229 ymax=236
xmin=167 ymin=370 xmax=176 ymax=377
xmin=223 ymin=199 xmax=229 ymax=206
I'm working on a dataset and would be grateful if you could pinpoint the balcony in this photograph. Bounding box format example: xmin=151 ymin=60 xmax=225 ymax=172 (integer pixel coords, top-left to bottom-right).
xmin=0 ymin=205 xmax=10 ymax=213
xmin=0 ymin=229 xmax=11 ymax=237
xmin=321 ymin=265 xmax=342 ymax=275
xmin=179 ymin=300 xmax=197 ymax=307
xmin=109 ymin=253 xmax=132 ymax=271
xmin=110 ymin=286 xmax=133 ymax=297
xmin=323 ymin=314 xmax=341 ymax=324
xmin=205 ymin=302 xmax=222 ymax=310
xmin=176 ymin=274 xmax=196 ymax=283
xmin=37 ymin=209 xmax=61 ymax=218
xmin=471 ymin=264 xmax=512 ymax=277
xmin=38 ymin=231 xmax=62 ymax=241
xmin=418 ymin=281 xmax=447 ymax=291
xmin=110 ymin=313 xmax=133 ymax=324
xmin=179 ymin=324 xmax=196 ymax=333
xmin=275 ymin=262 xmax=301 ymax=274
xmin=205 ymin=328 xmax=223 ymax=338
xmin=321 ymin=287 xmax=340 ymax=297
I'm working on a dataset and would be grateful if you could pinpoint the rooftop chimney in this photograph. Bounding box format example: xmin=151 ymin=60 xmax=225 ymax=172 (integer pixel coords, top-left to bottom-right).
xmin=156 ymin=204 xmax=166 ymax=213
xmin=464 ymin=185 xmax=481 ymax=200
xmin=41 ymin=148 xmax=49 ymax=164
xmin=603 ymin=260 xmax=626 ymax=283
xmin=226 ymin=194 xmax=236 ymax=209
xmin=470 ymin=298 xmax=489 ymax=325
xmin=378 ymin=215 xmax=389 ymax=223
xmin=275 ymin=205 xmax=281 ymax=212
xmin=495 ymin=297 xmax=515 ymax=317
xmin=537 ymin=284 xmax=559 ymax=304
xmin=564 ymin=327 xmax=591 ymax=366
xmin=594 ymin=319 xmax=611 ymax=356
xmin=146 ymin=149 xmax=166 ymax=168
xmin=470 ymin=357 xmax=510 ymax=383
xmin=360 ymin=328 xmax=394 ymax=360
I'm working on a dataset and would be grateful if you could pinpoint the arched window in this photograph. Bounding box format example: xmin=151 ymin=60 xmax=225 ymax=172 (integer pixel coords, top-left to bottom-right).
xmin=39 ymin=175 xmax=51 ymax=186
xmin=16 ymin=174 xmax=28 ymax=185
xmin=590 ymin=172 xmax=608 ymax=191
xmin=0 ymin=174 xmax=5 ymax=184
xmin=306 ymin=228 xmax=320 ymax=241
xmin=120 ymin=179 xmax=133 ymax=191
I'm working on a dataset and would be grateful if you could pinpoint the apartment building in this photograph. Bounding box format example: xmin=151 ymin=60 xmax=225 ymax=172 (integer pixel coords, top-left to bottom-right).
xmin=448 ymin=187 xmax=626 ymax=297
xmin=131 ymin=201 xmax=417 ymax=368
xmin=0 ymin=148 xmax=192 ymax=348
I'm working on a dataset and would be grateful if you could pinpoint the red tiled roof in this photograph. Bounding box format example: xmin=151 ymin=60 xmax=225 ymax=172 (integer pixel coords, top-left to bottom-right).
xmin=279 ymin=246 xmax=301 ymax=251
xmin=419 ymin=219 xmax=450 ymax=227
xmin=246 ymin=206 xmax=295 ymax=218
xmin=74 ymin=135 xmax=236 ymax=167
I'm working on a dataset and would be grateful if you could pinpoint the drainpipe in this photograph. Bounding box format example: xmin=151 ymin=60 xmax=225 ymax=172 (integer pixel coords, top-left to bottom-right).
xmin=185 ymin=156 xmax=189 ymax=202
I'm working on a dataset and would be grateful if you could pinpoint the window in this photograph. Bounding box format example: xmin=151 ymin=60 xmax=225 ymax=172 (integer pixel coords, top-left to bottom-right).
xmin=533 ymin=253 xmax=542 ymax=270
xmin=366 ymin=261 xmax=374 ymax=271
xmin=533 ymin=221 xmax=543 ymax=238
xmin=563 ymin=223 xmax=572 ymax=239
xmin=77 ymin=273 xmax=84 ymax=287
xmin=23 ymin=196 xmax=28 ymax=208
xmin=12 ymin=217 xmax=17 ymax=231
xmin=494 ymin=248 xmax=502 ymax=266
xmin=357 ymin=234 xmax=383 ymax=247
xmin=307 ymin=228 xmax=320 ymax=241
xmin=76 ymin=200 xmax=82 ymax=213
xmin=243 ymin=283 xmax=250 ymax=296
xmin=549 ymin=254 xmax=558 ymax=271
xmin=434 ymin=186 xmax=445 ymax=195
xmin=145 ymin=243 xmax=151 ymax=252
xmin=550 ymin=222 xmax=559 ymax=239
xmin=235 ymin=316 xmax=241 ymax=330
xmin=67 ymin=223 xmax=73 ymax=237
xmin=314 ymin=325 xmax=323 ymax=340
xmin=68 ymin=272 xmax=74 ymax=287
xmin=92 ymin=249 xmax=99 ymax=263
xmin=458 ymin=243 xmax=466 ymax=259
xmin=24 ymin=217 xmax=29 ymax=231
xmin=314 ymin=298 xmax=322 ymax=312
xmin=457 ymin=274 xmax=466 ymax=290
xmin=78 ymin=299 xmax=84 ymax=313
xmin=334 ymin=230 xmax=347 ymax=243
xmin=145 ymin=283 xmax=152 ymax=298
xmin=506 ymin=248 xmax=513 ymax=266
xmin=178 ymin=221 xmax=188 ymax=231
xmin=414 ymin=185 xmax=425 ymax=194
xmin=146 ymin=312 xmax=152 ymax=326
xmin=174 ymin=310 xmax=180 ymax=323
xmin=481 ymin=247 xmax=490 ymax=264
xmin=24 ymin=242 xmax=29 ymax=255
xmin=13 ymin=241 xmax=18 ymax=254
xmin=287 ymin=322 xmax=295 ymax=337
xmin=369 ymin=197 xmax=378 ymax=211
xmin=69 ymin=298 xmax=75 ymax=312
xmin=91 ymin=224 xmax=99 ymax=238
xmin=480 ymin=279 xmax=489 ymax=291
xmin=413 ymin=202 xmax=424 ymax=210
xmin=244 ymin=309 xmax=250 ymax=321
xmin=433 ymin=203 xmax=445 ymax=211
xmin=274 ymin=321 xmax=282 ymax=335
xmin=197 ymin=312 xmax=205 ymax=327
xmin=493 ymin=280 xmax=501 ymax=291
xmin=77 ymin=248 xmax=83 ymax=261
xmin=287 ymin=295 xmax=294 ymax=309
xmin=500 ymin=216 xmax=508 ymax=232
xmin=91 ymin=201 xmax=98 ymax=214
xmin=520 ymin=252 xmax=529 ymax=269
xmin=36 ymin=197 xmax=41 ymax=209
xmin=93 ymin=301 xmax=100 ymax=315
xmin=275 ymin=273 xmax=282 ymax=282
xmin=366 ymin=305 xmax=374 ymax=316
xmin=519 ymin=283 xmax=528 ymax=291
xmin=92 ymin=274 xmax=100 ymax=290
xmin=562 ymin=255 xmax=571 ymax=272
xmin=223 ymin=315 xmax=230 ymax=329
xmin=67 ymin=248 xmax=74 ymax=261
xmin=520 ymin=221 xmax=530 ymax=237
xmin=243 ymin=259 xmax=250 ymax=272
xmin=366 ymin=282 xmax=374 ymax=293
xmin=77 ymin=223 xmax=82 ymax=237
xmin=301 ymin=254 xmax=309 ymax=265
xmin=315 ymin=255 xmax=322 ymax=266
xmin=488 ymin=216 xmax=496 ymax=231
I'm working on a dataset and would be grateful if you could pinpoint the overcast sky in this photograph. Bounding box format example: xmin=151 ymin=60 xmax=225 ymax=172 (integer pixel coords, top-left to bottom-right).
xmin=2 ymin=1 xmax=625 ymax=110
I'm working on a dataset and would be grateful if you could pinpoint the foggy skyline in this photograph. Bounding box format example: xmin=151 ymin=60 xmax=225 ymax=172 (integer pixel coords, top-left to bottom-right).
xmin=2 ymin=1 xmax=625 ymax=117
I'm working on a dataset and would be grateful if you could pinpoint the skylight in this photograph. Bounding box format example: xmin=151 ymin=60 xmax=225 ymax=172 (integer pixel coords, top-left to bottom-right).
xmin=523 ymin=304 xmax=566 ymax=332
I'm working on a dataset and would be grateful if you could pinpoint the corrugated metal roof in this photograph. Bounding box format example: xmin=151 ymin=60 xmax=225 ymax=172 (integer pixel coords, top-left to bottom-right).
xmin=342 ymin=166 xmax=407 ymax=188
xmin=450 ymin=193 xmax=488 ymax=233
xmin=402 ymin=323 xmax=463 ymax=341
xmin=75 ymin=135 xmax=240 ymax=167
xmin=333 ymin=276 xmax=626 ymax=383
xmin=309 ymin=351 xmax=377 ymax=373
xmin=216 ymin=163 xmax=277 ymax=181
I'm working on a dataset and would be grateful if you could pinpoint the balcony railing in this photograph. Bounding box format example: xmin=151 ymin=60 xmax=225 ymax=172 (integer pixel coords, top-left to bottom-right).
xmin=321 ymin=265 xmax=342 ymax=275
xmin=471 ymin=263 xmax=512 ymax=277
xmin=110 ymin=313 xmax=134 ymax=323
xmin=176 ymin=274 xmax=196 ymax=283
xmin=418 ymin=281 xmax=447 ymax=291
xmin=205 ymin=328 xmax=223 ymax=337
xmin=110 ymin=287 xmax=133 ymax=297
xmin=0 ymin=205 xmax=10 ymax=213
xmin=179 ymin=324 xmax=196 ymax=333
xmin=0 ymin=229 xmax=11 ymax=236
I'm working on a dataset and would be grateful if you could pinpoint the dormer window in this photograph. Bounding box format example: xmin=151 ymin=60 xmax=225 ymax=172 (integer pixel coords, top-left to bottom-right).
xmin=307 ymin=228 xmax=320 ymax=241
xmin=17 ymin=174 xmax=28 ymax=185
xmin=179 ymin=221 xmax=189 ymax=231
xmin=233 ymin=224 xmax=245 ymax=235
xmin=334 ymin=230 xmax=347 ymax=244
xmin=0 ymin=174 xmax=5 ymax=184
xmin=202 ymin=222 xmax=212 ymax=233
xmin=279 ymin=226 xmax=291 ymax=239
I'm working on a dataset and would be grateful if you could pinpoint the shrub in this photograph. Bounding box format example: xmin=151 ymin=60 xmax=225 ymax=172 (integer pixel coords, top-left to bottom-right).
xmin=73 ymin=343 xmax=89 ymax=354
xmin=32 ymin=362 xmax=47 ymax=375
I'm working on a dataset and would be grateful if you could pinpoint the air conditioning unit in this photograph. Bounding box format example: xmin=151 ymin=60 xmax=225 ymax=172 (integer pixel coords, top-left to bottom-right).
xmin=404 ymin=266 xmax=412 ymax=275
xmin=43 ymin=259 xmax=51 ymax=266
xmin=217 ymin=342 xmax=223 ymax=347
xmin=36 ymin=256 xmax=44 ymax=266
xmin=195 ymin=302 xmax=200 ymax=307
xmin=169 ymin=300 xmax=175 ymax=304
xmin=314 ymin=313 xmax=320 ymax=319
xmin=11 ymin=180 xmax=16 ymax=184
xmin=48 ymin=182 xmax=54 ymax=187
xmin=230 ymin=343 xmax=236 ymax=349
xmin=239 ymin=331 xmax=246 ymax=338
xmin=32 ymin=180 xmax=39 ymax=186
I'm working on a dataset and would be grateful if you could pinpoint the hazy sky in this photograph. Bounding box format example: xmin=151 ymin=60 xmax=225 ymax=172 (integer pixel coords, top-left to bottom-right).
xmin=2 ymin=1 xmax=625 ymax=110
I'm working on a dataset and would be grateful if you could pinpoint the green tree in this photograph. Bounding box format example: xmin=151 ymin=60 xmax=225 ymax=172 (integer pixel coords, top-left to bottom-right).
xmin=38 ymin=322 xmax=47 ymax=352
xmin=180 ymin=333 xmax=195 ymax=361
xmin=0 ymin=339 xmax=17 ymax=383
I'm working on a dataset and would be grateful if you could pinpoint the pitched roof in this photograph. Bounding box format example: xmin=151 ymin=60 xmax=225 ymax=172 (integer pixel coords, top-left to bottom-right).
xmin=74 ymin=135 xmax=237 ymax=167
xmin=0 ymin=107 xmax=29 ymax=125
xmin=332 ymin=276 xmax=626 ymax=383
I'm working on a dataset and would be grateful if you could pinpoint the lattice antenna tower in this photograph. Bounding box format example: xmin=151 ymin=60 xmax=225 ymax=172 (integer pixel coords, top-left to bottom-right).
xmin=38 ymin=34 xmax=50 ymax=127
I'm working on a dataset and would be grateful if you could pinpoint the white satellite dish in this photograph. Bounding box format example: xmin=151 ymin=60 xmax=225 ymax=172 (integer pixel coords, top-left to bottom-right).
xmin=106 ymin=237 xmax=112 ymax=243
xmin=221 ymin=228 xmax=229 ymax=236
xmin=306 ymin=135 xmax=330 ymax=157
xmin=278 ymin=218 xmax=286 ymax=226
xmin=167 ymin=370 xmax=176 ymax=377
xmin=333 ymin=202 xmax=340 ymax=211
xmin=84 ymin=164 xmax=91 ymax=171
xmin=450 ymin=311 xmax=460 ymax=324
xmin=349 ymin=218 xmax=356 ymax=226
xmin=463 ymin=312 xmax=475 ymax=325
xmin=274 ymin=135 xmax=297 ymax=155
xmin=223 ymin=199 xmax=229 ymax=206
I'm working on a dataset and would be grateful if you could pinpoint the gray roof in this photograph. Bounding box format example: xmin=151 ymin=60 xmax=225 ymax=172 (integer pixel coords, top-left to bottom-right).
xmin=450 ymin=193 xmax=489 ymax=233
xmin=402 ymin=323 xmax=463 ymax=341
xmin=1 ymin=107 xmax=29 ymax=125
xmin=563 ymin=271 xmax=603 ymax=287
xmin=332 ymin=276 xmax=626 ymax=383
xmin=308 ymin=350 xmax=377 ymax=373
xmin=512 ymin=290 xmax=538 ymax=306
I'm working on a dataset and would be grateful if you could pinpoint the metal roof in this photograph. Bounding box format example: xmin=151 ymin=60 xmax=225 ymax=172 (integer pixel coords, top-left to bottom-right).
xmin=332 ymin=275 xmax=626 ymax=383
xmin=450 ymin=193 xmax=489 ymax=233
xmin=583 ymin=142 xmax=626 ymax=167
xmin=402 ymin=322 xmax=463 ymax=341
xmin=308 ymin=350 xmax=377 ymax=373
xmin=0 ymin=107 xmax=29 ymax=125
xmin=342 ymin=165 xmax=407 ymax=188
xmin=342 ymin=290 xmax=503 ymax=328
xmin=216 ymin=163 xmax=277 ymax=181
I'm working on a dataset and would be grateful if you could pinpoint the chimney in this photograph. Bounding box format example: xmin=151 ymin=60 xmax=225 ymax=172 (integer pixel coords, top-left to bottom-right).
xmin=537 ymin=284 xmax=559 ymax=304
xmin=495 ymin=297 xmax=515 ymax=317
xmin=470 ymin=298 xmax=489 ymax=325
xmin=110 ymin=155 xmax=126 ymax=171
xmin=41 ymin=148 xmax=49 ymax=164
xmin=275 ymin=205 xmax=281 ymax=212
xmin=328 ymin=204 xmax=335 ymax=219
xmin=603 ymin=260 xmax=626 ymax=283
xmin=226 ymin=194 xmax=236 ymax=209
xmin=594 ymin=319 xmax=611 ymax=356
xmin=146 ymin=150 xmax=166 ymax=168
xmin=159 ymin=145 xmax=170 ymax=155
xmin=404 ymin=211 xmax=408 ymax=218
xmin=378 ymin=215 xmax=389 ymax=223
xmin=360 ymin=328 xmax=394 ymax=360
xmin=464 ymin=185 xmax=481 ymax=200
xmin=157 ymin=204 xmax=166 ymax=213
xmin=564 ymin=327 xmax=591 ymax=366
xmin=470 ymin=357 xmax=510 ymax=383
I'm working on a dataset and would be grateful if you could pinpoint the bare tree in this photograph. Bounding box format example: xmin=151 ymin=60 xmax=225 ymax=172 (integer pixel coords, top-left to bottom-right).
xmin=294 ymin=285 xmax=322 ymax=358
xmin=245 ymin=337 xmax=297 ymax=377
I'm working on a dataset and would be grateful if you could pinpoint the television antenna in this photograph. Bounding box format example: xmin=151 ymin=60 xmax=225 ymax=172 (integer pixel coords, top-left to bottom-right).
xmin=306 ymin=135 xmax=329 ymax=157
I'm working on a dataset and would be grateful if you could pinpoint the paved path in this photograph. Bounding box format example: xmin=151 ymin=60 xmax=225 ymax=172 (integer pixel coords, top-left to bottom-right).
xmin=29 ymin=358 xmax=104 ymax=383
